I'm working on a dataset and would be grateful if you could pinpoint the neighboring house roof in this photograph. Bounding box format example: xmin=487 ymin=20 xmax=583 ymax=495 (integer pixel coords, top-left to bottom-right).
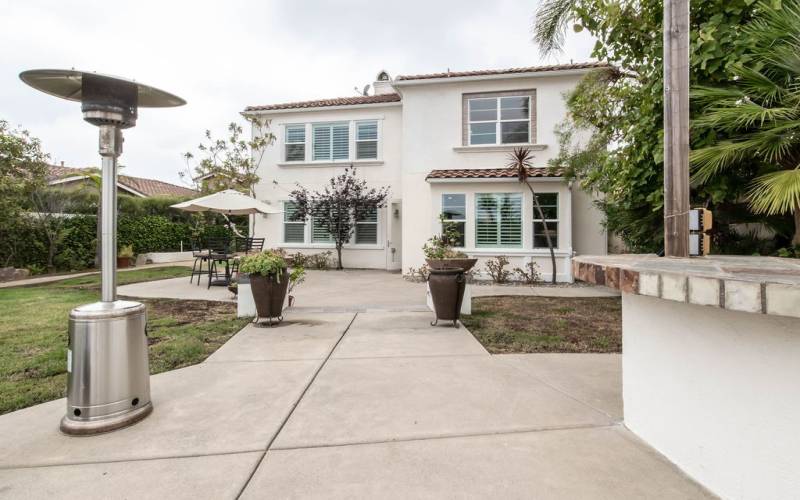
xmin=426 ymin=167 xmax=563 ymax=181
xmin=395 ymin=61 xmax=609 ymax=82
xmin=47 ymin=164 xmax=197 ymax=198
xmin=245 ymin=93 xmax=401 ymax=112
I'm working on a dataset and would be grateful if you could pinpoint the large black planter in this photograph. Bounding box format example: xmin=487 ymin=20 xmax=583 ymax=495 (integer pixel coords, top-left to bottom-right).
xmin=427 ymin=267 xmax=466 ymax=327
xmin=249 ymin=269 xmax=289 ymax=326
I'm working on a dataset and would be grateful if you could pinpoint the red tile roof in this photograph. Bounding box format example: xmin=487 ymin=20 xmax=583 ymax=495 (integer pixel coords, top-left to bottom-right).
xmin=396 ymin=62 xmax=609 ymax=81
xmin=426 ymin=167 xmax=563 ymax=180
xmin=245 ymin=93 xmax=401 ymax=112
xmin=47 ymin=165 xmax=197 ymax=198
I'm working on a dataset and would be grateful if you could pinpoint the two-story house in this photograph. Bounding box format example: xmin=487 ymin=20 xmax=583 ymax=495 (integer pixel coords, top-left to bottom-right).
xmin=245 ymin=62 xmax=608 ymax=281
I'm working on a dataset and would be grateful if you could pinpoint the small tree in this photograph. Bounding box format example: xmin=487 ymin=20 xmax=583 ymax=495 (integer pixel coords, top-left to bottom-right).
xmin=290 ymin=167 xmax=390 ymax=270
xmin=0 ymin=120 xmax=48 ymax=267
xmin=29 ymin=187 xmax=77 ymax=272
xmin=508 ymin=147 xmax=557 ymax=284
xmin=183 ymin=117 xmax=275 ymax=233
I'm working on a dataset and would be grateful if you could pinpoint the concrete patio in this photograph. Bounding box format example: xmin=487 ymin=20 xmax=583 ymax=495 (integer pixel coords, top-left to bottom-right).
xmin=0 ymin=307 xmax=712 ymax=499
xmin=116 ymin=269 xmax=619 ymax=309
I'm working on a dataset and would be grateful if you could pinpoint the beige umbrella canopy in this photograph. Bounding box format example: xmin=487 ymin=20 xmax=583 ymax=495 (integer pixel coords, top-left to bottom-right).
xmin=171 ymin=189 xmax=280 ymax=216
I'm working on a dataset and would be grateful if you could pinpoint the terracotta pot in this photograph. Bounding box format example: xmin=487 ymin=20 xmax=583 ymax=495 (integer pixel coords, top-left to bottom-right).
xmin=426 ymin=258 xmax=478 ymax=272
xmin=249 ymin=269 xmax=290 ymax=323
xmin=427 ymin=267 xmax=466 ymax=326
xmin=116 ymin=257 xmax=132 ymax=268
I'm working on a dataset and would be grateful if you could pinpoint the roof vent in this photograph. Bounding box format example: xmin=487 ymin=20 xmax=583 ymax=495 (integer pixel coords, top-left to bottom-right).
xmin=376 ymin=70 xmax=390 ymax=81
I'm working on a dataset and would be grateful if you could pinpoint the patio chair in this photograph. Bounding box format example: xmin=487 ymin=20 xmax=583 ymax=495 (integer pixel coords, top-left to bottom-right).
xmin=189 ymin=239 xmax=211 ymax=285
xmin=206 ymin=237 xmax=233 ymax=289
xmin=231 ymin=237 xmax=265 ymax=277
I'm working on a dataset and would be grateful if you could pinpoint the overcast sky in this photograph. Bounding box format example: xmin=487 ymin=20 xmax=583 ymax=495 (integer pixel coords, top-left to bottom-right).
xmin=0 ymin=0 xmax=594 ymax=186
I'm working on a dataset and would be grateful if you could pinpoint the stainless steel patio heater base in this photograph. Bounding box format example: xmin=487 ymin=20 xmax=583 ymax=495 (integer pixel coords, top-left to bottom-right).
xmin=19 ymin=69 xmax=185 ymax=436
xmin=61 ymin=301 xmax=152 ymax=436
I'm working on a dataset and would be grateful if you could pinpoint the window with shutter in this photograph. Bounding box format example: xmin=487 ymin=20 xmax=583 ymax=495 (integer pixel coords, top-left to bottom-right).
xmin=356 ymin=120 xmax=378 ymax=159
xmin=283 ymin=201 xmax=306 ymax=244
xmin=355 ymin=206 xmax=378 ymax=244
xmin=312 ymin=123 xmax=349 ymax=161
xmin=311 ymin=205 xmax=333 ymax=243
xmin=475 ymin=193 xmax=522 ymax=247
xmin=284 ymin=124 xmax=305 ymax=162
xmin=532 ymin=193 xmax=558 ymax=248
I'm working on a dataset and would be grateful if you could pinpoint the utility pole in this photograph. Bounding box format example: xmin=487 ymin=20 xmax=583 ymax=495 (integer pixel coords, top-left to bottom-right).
xmin=663 ymin=0 xmax=691 ymax=257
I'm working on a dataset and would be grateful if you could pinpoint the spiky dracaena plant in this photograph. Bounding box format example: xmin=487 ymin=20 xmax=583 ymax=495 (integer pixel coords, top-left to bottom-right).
xmin=507 ymin=147 xmax=557 ymax=283
xmin=691 ymin=0 xmax=800 ymax=246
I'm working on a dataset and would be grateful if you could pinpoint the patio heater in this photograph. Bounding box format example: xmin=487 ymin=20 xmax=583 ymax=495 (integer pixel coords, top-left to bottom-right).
xmin=19 ymin=69 xmax=185 ymax=435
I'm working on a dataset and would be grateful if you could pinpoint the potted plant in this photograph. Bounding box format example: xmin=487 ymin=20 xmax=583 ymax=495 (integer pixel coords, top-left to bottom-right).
xmin=424 ymin=216 xmax=477 ymax=272
xmin=239 ymin=250 xmax=304 ymax=326
xmin=117 ymin=245 xmax=135 ymax=268
xmin=424 ymin=219 xmax=473 ymax=327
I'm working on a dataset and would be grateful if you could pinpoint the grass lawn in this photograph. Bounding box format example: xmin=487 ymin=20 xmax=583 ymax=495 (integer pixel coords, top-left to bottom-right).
xmin=0 ymin=266 xmax=250 ymax=415
xmin=462 ymin=296 xmax=622 ymax=354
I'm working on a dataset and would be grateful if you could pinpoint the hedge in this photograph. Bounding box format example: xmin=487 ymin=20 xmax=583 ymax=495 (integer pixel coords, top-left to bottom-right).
xmin=3 ymin=214 xmax=245 ymax=273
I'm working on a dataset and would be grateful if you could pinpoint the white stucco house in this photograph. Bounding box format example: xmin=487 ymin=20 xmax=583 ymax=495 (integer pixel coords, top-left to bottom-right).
xmin=245 ymin=62 xmax=609 ymax=281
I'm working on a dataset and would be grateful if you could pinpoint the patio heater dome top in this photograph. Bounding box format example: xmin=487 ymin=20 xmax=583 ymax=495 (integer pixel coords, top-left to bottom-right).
xmin=20 ymin=69 xmax=185 ymax=128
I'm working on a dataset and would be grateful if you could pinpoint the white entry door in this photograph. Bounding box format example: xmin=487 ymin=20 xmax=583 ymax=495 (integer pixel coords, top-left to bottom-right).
xmin=386 ymin=201 xmax=402 ymax=270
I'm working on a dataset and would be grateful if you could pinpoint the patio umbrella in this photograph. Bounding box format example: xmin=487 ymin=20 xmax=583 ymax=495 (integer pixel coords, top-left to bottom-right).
xmin=171 ymin=189 xmax=280 ymax=216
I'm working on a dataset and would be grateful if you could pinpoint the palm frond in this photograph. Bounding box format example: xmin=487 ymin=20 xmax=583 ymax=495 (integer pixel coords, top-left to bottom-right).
xmin=533 ymin=0 xmax=575 ymax=56
xmin=747 ymin=168 xmax=800 ymax=214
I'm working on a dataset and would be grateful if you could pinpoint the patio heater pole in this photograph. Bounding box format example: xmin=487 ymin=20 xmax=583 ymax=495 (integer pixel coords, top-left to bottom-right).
xmin=19 ymin=69 xmax=185 ymax=435
xmin=663 ymin=0 xmax=691 ymax=257
xmin=99 ymin=124 xmax=121 ymax=302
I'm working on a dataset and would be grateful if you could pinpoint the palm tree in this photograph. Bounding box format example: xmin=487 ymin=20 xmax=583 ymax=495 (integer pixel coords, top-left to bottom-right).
xmin=508 ymin=148 xmax=557 ymax=283
xmin=691 ymin=0 xmax=800 ymax=246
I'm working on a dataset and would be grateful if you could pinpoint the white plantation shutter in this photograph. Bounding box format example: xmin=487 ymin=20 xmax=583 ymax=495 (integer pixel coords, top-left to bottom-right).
xmin=332 ymin=123 xmax=349 ymax=160
xmin=355 ymin=206 xmax=378 ymax=244
xmin=285 ymin=124 xmax=305 ymax=162
xmin=311 ymin=214 xmax=333 ymax=243
xmin=312 ymin=123 xmax=349 ymax=161
xmin=475 ymin=193 xmax=522 ymax=247
xmin=356 ymin=121 xmax=378 ymax=159
xmin=283 ymin=202 xmax=305 ymax=243
xmin=312 ymin=124 xmax=331 ymax=161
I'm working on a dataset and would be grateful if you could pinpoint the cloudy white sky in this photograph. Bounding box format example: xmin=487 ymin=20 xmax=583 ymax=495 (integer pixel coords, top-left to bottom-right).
xmin=0 ymin=0 xmax=594 ymax=186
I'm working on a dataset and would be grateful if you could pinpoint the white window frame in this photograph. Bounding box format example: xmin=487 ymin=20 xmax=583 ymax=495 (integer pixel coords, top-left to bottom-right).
xmin=278 ymin=202 xmax=383 ymax=249
xmin=284 ymin=124 xmax=306 ymax=162
xmin=354 ymin=205 xmax=379 ymax=245
xmin=312 ymin=122 xmax=350 ymax=162
xmin=475 ymin=192 xmax=523 ymax=248
xmin=355 ymin=120 xmax=379 ymax=160
xmin=467 ymin=96 xmax=531 ymax=146
xmin=283 ymin=201 xmax=306 ymax=244
xmin=441 ymin=193 xmax=466 ymax=248
xmin=532 ymin=192 xmax=559 ymax=250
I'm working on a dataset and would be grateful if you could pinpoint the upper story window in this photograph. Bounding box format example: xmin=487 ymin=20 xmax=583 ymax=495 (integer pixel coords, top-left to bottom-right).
xmin=285 ymin=124 xmax=306 ymax=162
xmin=356 ymin=120 xmax=378 ymax=160
xmin=441 ymin=194 xmax=466 ymax=247
xmin=533 ymin=193 xmax=559 ymax=249
xmin=468 ymin=96 xmax=530 ymax=145
xmin=463 ymin=90 xmax=535 ymax=146
xmin=313 ymin=122 xmax=349 ymax=161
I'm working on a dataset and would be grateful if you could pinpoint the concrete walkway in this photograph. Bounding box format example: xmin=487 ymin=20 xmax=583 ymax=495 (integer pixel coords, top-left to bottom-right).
xmin=0 ymin=261 xmax=193 ymax=289
xmin=0 ymin=309 xmax=711 ymax=499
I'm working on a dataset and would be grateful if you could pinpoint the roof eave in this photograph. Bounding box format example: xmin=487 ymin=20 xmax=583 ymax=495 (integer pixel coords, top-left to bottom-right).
xmin=242 ymin=100 xmax=402 ymax=116
xmin=426 ymin=176 xmax=565 ymax=183
xmin=394 ymin=67 xmax=603 ymax=87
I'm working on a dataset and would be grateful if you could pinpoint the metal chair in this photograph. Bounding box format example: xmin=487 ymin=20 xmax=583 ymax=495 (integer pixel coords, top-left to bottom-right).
xmin=206 ymin=237 xmax=232 ymax=288
xmin=189 ymin=239 xmax=210 ymax=285
xmin=231 ymin=237 xmax=265 ymax=277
